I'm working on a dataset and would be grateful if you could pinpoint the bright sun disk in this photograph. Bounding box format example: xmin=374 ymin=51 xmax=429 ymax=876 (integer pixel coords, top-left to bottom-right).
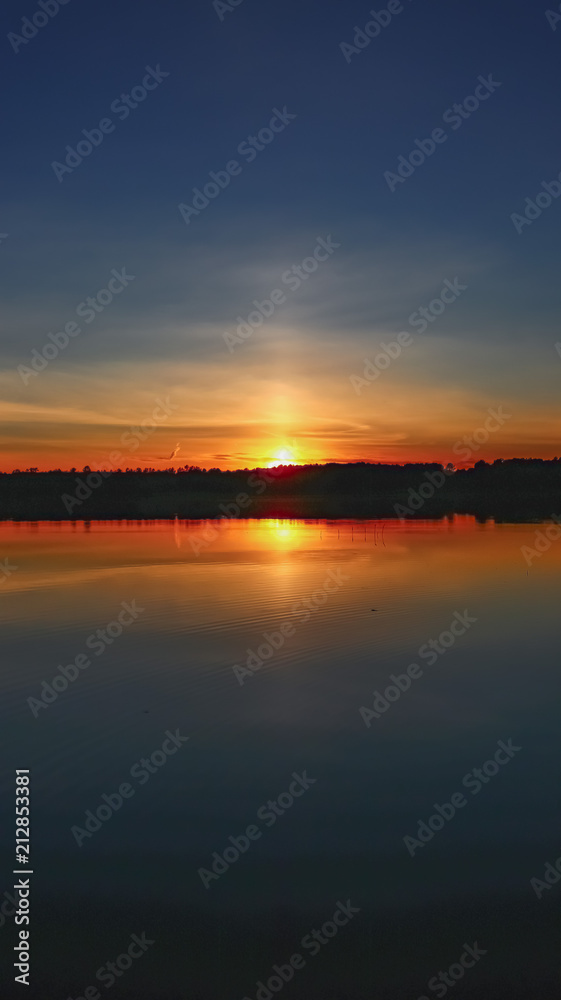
xmin=267 ymin=447 xmax=297 ymax=468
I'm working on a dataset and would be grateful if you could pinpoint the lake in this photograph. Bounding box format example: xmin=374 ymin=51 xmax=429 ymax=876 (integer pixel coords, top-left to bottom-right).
xmin=0 ymin=517 xmax=559 ymax=999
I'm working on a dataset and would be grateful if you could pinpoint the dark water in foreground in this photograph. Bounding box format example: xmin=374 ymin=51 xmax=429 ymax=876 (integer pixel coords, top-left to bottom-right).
xmin=0 ymin=518 xmax=559 ymax=999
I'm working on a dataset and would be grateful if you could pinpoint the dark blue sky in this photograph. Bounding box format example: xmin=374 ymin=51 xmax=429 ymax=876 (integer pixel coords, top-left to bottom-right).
xmin=2 ymin=0 xmax=560 ymax=468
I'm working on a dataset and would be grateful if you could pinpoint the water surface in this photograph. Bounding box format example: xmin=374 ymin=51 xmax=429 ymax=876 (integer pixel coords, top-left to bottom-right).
xmin=0 ymin=518 xmax=559 ymax=998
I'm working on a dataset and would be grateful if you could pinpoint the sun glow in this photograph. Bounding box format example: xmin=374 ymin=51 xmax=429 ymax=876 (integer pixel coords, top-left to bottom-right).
xmin=267 ymin=446 xmax=299 ymax=468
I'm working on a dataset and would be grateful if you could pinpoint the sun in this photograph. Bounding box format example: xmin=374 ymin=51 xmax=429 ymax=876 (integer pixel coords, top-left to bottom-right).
xmin=267 ymin=446 xmax=298 ymax=468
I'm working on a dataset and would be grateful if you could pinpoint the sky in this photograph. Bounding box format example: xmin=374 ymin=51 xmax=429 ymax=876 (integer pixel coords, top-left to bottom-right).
xmin=1 ymin=0 xmax=560 ymax=471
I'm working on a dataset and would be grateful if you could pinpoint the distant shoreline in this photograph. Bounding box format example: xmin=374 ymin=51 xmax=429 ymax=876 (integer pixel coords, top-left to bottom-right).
xmin=1 ymin=462 xmax=559 ymax=522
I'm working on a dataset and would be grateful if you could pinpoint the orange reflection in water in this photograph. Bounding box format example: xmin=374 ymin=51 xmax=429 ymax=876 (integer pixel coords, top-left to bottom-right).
xmin=1 ymin=517 xmax=559 ymax=663
xmin=0 ymin=515 xmax=558 ymax=587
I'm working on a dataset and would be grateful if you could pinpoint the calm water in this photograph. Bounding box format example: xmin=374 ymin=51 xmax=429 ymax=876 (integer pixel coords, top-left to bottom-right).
xmin=0 ymin=518 xmax=559 ymax=999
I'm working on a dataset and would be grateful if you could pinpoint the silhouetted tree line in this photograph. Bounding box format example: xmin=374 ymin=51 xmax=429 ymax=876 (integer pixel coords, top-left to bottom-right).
xmin=1 ymin=459 xmax=560 ymax=520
